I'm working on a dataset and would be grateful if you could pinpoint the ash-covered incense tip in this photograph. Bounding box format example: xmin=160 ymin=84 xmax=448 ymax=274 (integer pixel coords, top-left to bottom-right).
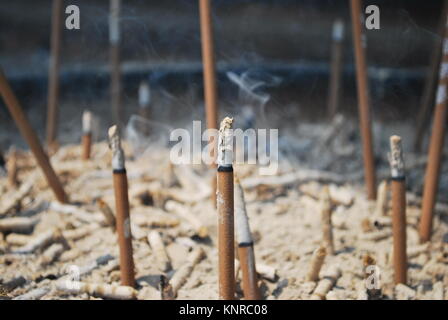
xmin=219 ymin=117 xmax=233 ymax=131
xmin=217 ymin=117 xmax=234 ymax=167
xmin=82 ymin=110 xmax=93 ymax=134
xmin=108 ymin=125 xmax=118 ymax=140
xmin=388 ymin=135 xmax=405 ymax=178
xmin=108 ymin=125 xmax=125 ymax=170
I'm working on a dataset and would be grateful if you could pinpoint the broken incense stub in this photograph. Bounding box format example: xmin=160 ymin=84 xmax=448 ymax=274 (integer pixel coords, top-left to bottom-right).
xmin=234 ymin=177 xmax=261 ymax=300
xmin=306 ymin=246 xmax=327 ymax=282
xmin=234 ymin=178 xmax=252 ymax=246
xmin=375 ymin=180 xmax=390 ymax=217
xmin=147 ymin=231 xmax=172 ymax=272
xmin=82 ymin=110 xmax=93 ymax=160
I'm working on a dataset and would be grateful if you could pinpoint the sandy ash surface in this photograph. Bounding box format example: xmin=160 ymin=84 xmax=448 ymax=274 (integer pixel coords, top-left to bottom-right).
xmin=0 ymin=118 xmax=447 ymax=300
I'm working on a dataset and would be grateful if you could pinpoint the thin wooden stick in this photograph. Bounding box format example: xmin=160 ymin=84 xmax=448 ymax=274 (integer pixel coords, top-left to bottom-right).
xmin=419 ymin=11 xmax=448 ymax=243
xmin=327 ymin=19 xmax=344 ymax=118
xmin=389 ymin=136 xmax=407 ymax=285
xmin=0 ymin=68 xmax=68 ymax=203
xmin=46 ymin=0 xmax=64 ymax=150
xmin=350 ymin=0 xmax=377 ymax=200
xmin=216 ymin=117 xmax=235 ymax=300
xmin=109 ymin=125 xmax=135 ymax=287
xmin=110 ymin=0 xmax=122 ymax=128
xmin=199 ymin=0 xmax=219 ymax=136
xmin=414 ymin=0 xmax=448 ymax=152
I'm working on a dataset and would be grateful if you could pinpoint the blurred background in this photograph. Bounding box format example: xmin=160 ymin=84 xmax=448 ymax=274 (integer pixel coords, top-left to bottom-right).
xmin=0 ymin=0 xmax=445 ymax=147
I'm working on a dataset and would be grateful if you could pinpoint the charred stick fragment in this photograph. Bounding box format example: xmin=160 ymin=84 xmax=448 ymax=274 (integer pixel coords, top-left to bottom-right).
xmin=234 ymin=177 xmax=261 ymax=300
xmin=109 ymin=125 xmax=135 ymax=287
xmin=350 ymin=0 xmax=377 ymax=200
xmin=82 ymin=110 xmax=93 ymax=160
xmin=159 ymin=275 xmax=175 ymax=300
xmin=419 ymin=11 xmax=448 ymax=243
xmin=320 ymin=186 xmax=335 ymax=255
xmin=216 ymin=117 xmax=235 ymax=300
xmin=389 ymin=136 xmax=407 ymax=285
xmin=0 ymin=68 xmax=68 ymax=203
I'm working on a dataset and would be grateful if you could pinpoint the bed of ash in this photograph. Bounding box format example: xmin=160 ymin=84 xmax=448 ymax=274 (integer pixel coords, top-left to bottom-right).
xmin=0 ymin=115 xmax=447 ymax=300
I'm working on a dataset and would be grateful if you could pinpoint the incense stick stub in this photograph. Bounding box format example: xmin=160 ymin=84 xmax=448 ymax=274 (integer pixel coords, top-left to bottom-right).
xmin=234 ymin=177 xmax=261 ymax=300
xmin=82 ymin=110 xmax=93 ymax=160
xmin=234 ymin=178 xmax=252 ymax=246
xmin=307 ymin=246 xmax=327 ymax=282
xmin=389 ymin=135 xmax=408 ymax=285
xmin=389 ymin=135 xmax=405 ymax=179
xmin=108 ymin=125 xmax=125 ymax=170
xmin=82 ymin=110 xmax=93 ymax=135
xmin=217 ymin=117 xmax=234 ymax=168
